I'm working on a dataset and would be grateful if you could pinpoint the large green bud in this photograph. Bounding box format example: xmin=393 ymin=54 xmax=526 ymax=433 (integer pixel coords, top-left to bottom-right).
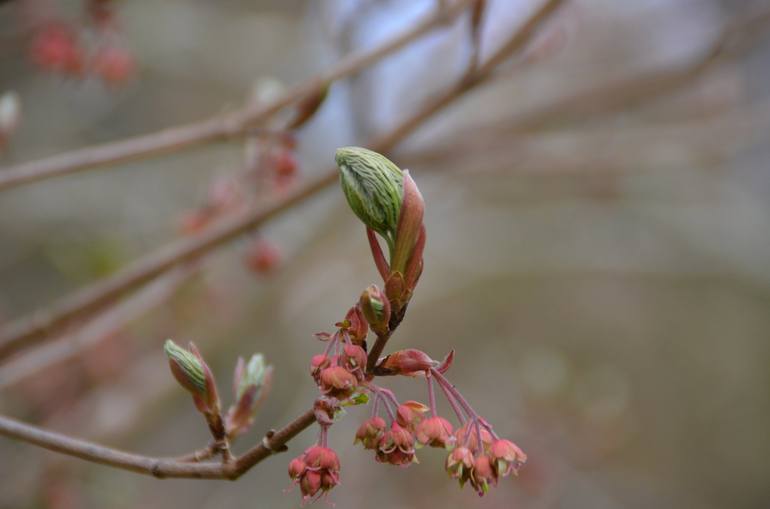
xmin=336 ymin=147 xmax=403 ymax=250
xmin=164 ymin=339 xmax=207 ymax=395
xmin=164 ymin=339 xmax=219 ymax=414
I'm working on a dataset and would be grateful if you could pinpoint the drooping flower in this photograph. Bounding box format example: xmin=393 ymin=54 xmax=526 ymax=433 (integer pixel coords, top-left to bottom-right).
xmin=376 ymin=422 xmax=417 ymax=466
xmin=445 ymin=446 xmax=474 ymax=485
xmin=415 ymin=416 xmax=455 ymax=448
xmin=341 ymin=344 xmax=367 ymax=380
xmin=470 ymin=455 xmax=496 ymax=496
xmin=396 ymin=400 xmax=429 ymax=431
xmin=318 ymin=366 xmax=357 ymax=399
xmin=489 ymin=439 xmax=527 ymax=477
xmin=354 ymin=416 xmax=387 ymax=450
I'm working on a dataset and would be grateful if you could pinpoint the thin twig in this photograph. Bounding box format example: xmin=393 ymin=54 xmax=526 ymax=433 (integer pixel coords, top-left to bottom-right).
xmin=0 ymin=0 xmax=477 ymax=192
xmin=0 ymin=410 xmax=315 ymax=479
xmin=0 ymin=0 xmax=565 ymax=363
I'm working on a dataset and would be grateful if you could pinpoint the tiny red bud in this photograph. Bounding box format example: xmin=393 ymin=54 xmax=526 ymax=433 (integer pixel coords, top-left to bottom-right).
xmin=29 ymin=23 xmax=84 ymax=76
xmin=273 ymin=150 xmax=298 ymax=178
xmin=378 ymin=349 xmax=436 ymax=376
xmin=342 ymin=306 xmax=368 ymax=344
xmin=92 ymin=46 xmax=135 ymax=86
xmin=243 ymin=240 xmax=281 ymax=275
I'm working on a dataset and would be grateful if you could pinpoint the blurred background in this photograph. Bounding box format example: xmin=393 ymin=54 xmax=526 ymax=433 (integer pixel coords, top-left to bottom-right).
xmin=1 ymin=0 xmax=769 ymax=508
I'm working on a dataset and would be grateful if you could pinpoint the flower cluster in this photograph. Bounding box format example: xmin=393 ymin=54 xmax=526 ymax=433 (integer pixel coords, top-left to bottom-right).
xmin=279 ymin=147 xmax=527 ymax=502
xmin=28 ymin=12 xmax=135 ymax=86
xmin=288 ymin=445 xmax=341 ymax=501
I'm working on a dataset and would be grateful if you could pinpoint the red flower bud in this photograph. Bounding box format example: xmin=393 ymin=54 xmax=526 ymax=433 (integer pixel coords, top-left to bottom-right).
xmin=378 ymin=349 xmax=436 ymax=376
xmin=354 ymin=416 xmax=386 ymax=450
xmin=244 ymin=240 xmax=281 ymax=275
xmin=272 ymin=150 xmax=298 ymax=177
xmin=288 ymin=457 xmax=306 ymax=480
xmin=29 ymin=23 xmax=84 ymax=76
xmin=299 ymin=470 xmax=322 ymax=499
xmin=359 ymin=284 xmax=391 ymax=335
xmin=303 ymin=445 xmax=341 ymax=472
xmin=310 ymin=354 xmax=331 ymax=383
xmin=416 ymin=416 xmax=455 ymax=448
xmin=340 ymin=306 xmax=368 ymax=344
xmin=92 ymin=45 xmax=135 ymax=86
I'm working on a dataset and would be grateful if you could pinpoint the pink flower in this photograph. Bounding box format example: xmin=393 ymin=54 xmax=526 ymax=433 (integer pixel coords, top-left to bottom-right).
xmin=341 ymin=344 xmax=367 ymax=380
xmin=395 ymin=400 xmax=429 ymax=430
xmin=288 ymin=457 xmax=306 ymax=480
xmin=318 ymin=366 xmax=357 ymax=399
xmin=489 ymin=439 xmax=527 ymax=477
xmin=354 ymin=416 xmax=386 ymax=450
xmin=339 ymin=306 xmax=368 ymax=345
xmin=470 ymin=455 xmax=496 ymax=496
xmin=445 ymin=446 xmax=474 ymax=483
xmin=309 ymin=354 xmax=331 ymax=383
xmin=376 ymin=422 xmax=417 ymax=466
xmin=415 ymin=416 xmax=454 ymax=448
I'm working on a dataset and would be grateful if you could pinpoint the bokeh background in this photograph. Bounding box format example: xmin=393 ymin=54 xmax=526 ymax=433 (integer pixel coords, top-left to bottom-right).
xmin=1 ymin=0 xmax=769 ymax=508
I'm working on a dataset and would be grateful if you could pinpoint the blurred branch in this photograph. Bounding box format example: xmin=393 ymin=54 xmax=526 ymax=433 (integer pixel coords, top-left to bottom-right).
xmin=0 ymin=0 xmax=478 ymax=192
xmin=0 ymin=0 xmax=565 ymax=363
xmin=491 ymin=5 xmax=770 ymax=133
xmin=401 ymin=98 xmax=770 ymax=178
xmin=0 ymin=264 xmax=198 ymax=390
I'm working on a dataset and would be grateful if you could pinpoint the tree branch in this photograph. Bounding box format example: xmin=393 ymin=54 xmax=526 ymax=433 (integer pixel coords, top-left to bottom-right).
xmin=0 ymin=410 xmax=316 ymax=479
xmin=0 ymin=0 xmax=476 ymax=193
